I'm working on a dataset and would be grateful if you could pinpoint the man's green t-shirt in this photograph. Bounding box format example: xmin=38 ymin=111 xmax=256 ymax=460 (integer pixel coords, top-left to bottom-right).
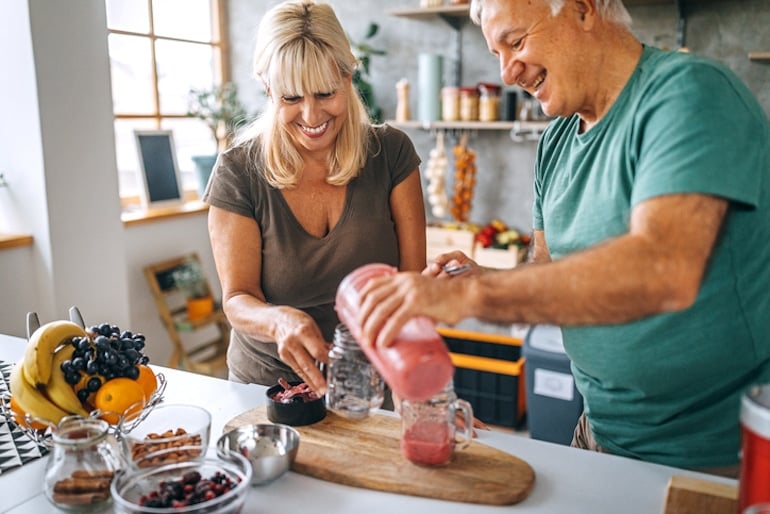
xmin=533 ymin=46 xmax=770 ymax=468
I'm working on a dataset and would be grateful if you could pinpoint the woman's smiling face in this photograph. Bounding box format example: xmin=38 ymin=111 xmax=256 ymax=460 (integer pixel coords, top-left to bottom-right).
xmin=271 ymin=76 xmax=350 ymax=157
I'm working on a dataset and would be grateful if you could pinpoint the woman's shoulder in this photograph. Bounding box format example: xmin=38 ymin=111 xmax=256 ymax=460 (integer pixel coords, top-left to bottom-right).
xmin=371 ymin=123 xmax=411 ymax=143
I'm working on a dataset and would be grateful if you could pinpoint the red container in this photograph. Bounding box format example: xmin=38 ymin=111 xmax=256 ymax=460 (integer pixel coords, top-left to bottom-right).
xmin=739 ymin=384 xmax=770 ymax=512
xmin=335 ymin=263 xmax=455 ymax=402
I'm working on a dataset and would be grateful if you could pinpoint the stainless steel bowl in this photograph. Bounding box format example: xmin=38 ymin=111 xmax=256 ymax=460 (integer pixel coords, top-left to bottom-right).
xmin=216 ymin=423 xmax=300 ymax=486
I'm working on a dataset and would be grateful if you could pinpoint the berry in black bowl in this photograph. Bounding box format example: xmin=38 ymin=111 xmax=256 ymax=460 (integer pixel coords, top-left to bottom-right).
xmin=266 ymin=379 xmax=326 ymax=426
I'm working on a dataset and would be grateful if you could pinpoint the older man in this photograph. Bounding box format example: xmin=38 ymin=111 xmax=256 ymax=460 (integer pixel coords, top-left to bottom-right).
xmin=355 ymin=0 xmax=770 ymax=476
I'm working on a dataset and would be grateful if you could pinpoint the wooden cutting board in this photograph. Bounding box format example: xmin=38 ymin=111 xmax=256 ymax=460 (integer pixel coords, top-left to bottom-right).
xmin=224 ymin=406 xmax=535 ymax=505
xmin=661 ymin=475 xmax=738 ymax=514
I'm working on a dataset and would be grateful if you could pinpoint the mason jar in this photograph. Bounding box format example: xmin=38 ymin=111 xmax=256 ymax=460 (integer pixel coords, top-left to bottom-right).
xmin=325 ymin=324 xmax=384 ymax=419
xmin=44 ymin=416 xmax=124 ymax=512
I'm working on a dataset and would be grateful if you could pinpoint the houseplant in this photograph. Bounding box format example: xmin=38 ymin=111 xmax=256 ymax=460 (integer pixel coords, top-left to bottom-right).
xmin=348 ymin=22 xmax=386 ymax=123
xmin=171 ymin=258 xmax=213 ymax=321
xmin=187 ymin=82 xmax=249 ymax=196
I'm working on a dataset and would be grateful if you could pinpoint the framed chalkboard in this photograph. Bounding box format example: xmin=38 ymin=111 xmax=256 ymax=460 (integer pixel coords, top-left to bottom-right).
xmin=134 ymin=130 xmax=184 ymax=208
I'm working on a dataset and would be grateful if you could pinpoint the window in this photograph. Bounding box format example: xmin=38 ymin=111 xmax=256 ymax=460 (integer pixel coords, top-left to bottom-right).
xmin=105 ymin=0 xmax=229 ymax=203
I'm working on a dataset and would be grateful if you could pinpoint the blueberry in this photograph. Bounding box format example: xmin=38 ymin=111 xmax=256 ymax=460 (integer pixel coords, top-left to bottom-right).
xmin=116 ymin=355 xmax=130 ymax=369
xmin=76 ymin=338 xmax=91 ymax=352
xmin=77 ymin=389 xmax=90 ymax=403
xmin=124 ymin=366 xmax=140 ymax=380
xmin=87 ymin=376 xmax=102 ymax=392
xmin=86 ymin=359 xmax=99 ymax=374
xmin=94 ymin=335 xmax=110 ymax=350
xmin=64 ymin=372 xmax=81 ymax=385
xmin=71 ymin=357 xmax=85 ymax=371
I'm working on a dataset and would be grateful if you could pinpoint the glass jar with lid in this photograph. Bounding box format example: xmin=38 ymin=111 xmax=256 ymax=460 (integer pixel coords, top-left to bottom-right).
xmin=478 ymin=83 xmax=502 ymax=122
xmin=325 ymin=323 xmax=385 ymax=419
xmin=44 ymin=416 xmax=124 ymax=512
xmin=459 ymin=86 xmax=479 ymax=122
xmin=441 ymin=86 xmax=460 ymax=121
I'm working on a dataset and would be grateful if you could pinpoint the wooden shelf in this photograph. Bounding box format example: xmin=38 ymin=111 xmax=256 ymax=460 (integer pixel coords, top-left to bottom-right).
xmin=387 ymin=119 xmax=550 ymax=131
xmin=388 ymin=0 xmax=676 ymax=17
xmin=748 ymin=52 xmax=770 ymax=62
xmin=387 ymin=5 xmax=469 ymax=17
xmin=0 ymin=233 xmax=33 ymax=250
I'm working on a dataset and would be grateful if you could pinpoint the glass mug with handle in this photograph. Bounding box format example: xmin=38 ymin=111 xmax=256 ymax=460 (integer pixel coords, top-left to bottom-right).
xmin=399 ymin=380 xmax=473 ymax=466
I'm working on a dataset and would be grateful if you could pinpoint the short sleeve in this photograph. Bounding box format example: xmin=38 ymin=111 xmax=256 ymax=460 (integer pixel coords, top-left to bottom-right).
xmin=379 ymin=124 xmax=421 ymax=188
xmin=202 ymin=146 xmax=258 ymax=219
xmin=632 ymin=59 xmax=766 ymax=209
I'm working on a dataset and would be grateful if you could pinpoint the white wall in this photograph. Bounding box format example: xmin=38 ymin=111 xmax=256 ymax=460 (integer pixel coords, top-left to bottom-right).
xmin=0 ymin=1 xmax=216 ymax=368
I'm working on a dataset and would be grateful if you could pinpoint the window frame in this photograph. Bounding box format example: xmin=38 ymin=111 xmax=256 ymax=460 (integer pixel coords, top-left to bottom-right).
xmin=106 ymin=0 xmax=231 ymax=206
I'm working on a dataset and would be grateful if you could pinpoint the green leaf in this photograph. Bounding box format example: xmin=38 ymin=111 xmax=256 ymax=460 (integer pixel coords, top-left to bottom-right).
xmin=365 ymin=23 xmax=379 ymax=40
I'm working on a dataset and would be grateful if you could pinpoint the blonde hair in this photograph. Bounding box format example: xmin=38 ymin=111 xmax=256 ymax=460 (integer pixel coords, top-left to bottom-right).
xmin=235 ymin=0 xmax=372 ymax=188
xmin=470 ymin=0 xmax=631 ymax=29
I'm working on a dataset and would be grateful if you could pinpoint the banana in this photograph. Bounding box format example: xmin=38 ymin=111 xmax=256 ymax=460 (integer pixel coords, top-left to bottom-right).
xmin=23 ymin=320 xmax=87 ymax=388
xmin=9 ymin=361 xmax=68 ymax=425
xmin=46 ymin=345 xmax=90 ymax=417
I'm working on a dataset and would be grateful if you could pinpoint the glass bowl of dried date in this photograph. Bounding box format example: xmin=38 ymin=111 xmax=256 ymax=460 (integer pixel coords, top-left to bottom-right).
xmin=111 ymin=448 xmax=251 ymax=514
xmin=120 ymin=404 xmax=212 ymax=469
xmin=266 ymin=378 xmax=326 ymax=426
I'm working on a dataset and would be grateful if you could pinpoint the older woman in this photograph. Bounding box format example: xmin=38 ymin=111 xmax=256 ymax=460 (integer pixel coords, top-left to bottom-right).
xmin=203 ymin=0 xmax=426 ymax=395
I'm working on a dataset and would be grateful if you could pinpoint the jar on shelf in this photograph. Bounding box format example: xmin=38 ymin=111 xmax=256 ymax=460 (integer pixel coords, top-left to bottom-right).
xmin=478 ymin=82 xmax=502 ymax=122
xmin=441 ymin=86 xmax=460 ymax=121
xmin=44 ymin=416 xmax=124 ymax=512
xmin=325 ymin=323 xmax=385 ymax=419
xmin=420 ymin=0 xmax=443 ymax=7
xmin=459 ymin=86 xmax=479 ymax=122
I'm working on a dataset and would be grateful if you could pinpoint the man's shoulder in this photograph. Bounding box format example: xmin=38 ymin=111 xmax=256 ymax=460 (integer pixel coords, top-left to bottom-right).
xmin=638 ymin=46 xmax=737 ymax=88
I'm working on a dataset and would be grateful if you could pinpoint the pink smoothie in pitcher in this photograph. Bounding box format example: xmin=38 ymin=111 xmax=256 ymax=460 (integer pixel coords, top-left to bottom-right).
xmin=335 ymin=263 xmax=455 ymax=402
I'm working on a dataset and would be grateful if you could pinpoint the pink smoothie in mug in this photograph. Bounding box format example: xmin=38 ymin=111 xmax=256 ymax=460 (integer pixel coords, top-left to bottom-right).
xmin=335 ymin=263 xmax=455 ymax=402
xmin=401 ymin=421 xmax=454 ymax=466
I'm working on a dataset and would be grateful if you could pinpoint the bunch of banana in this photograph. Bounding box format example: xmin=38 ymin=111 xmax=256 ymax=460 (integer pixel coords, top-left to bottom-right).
xmin=10 ymin=320 xmax=90 ymax=425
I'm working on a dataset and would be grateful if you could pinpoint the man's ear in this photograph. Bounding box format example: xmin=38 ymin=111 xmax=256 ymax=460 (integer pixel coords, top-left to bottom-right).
xmin=572 ymin=0 xmax=597 ymax=29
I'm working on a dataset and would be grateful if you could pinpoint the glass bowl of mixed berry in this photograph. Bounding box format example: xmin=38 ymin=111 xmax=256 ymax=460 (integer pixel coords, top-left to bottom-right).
xmin=110 ymin=448 xmax=251 ymax=514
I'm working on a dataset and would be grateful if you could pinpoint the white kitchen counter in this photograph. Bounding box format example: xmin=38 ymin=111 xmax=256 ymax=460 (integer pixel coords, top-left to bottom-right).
xmin=0 ymin=333 xmax=736 ymax=514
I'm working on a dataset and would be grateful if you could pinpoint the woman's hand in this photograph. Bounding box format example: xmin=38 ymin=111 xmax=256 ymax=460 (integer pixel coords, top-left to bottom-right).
xmin=272 ymin=307 xmax=330 ymax=395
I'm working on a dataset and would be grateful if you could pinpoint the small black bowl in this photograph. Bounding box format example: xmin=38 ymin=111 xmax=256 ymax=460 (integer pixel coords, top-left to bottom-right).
xmin=266 ymin=381 xmax=326 ymax=426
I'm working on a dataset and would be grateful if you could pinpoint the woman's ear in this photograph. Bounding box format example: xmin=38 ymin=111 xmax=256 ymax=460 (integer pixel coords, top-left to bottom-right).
xmin=260 ymin=78 xmax=272 ymax=99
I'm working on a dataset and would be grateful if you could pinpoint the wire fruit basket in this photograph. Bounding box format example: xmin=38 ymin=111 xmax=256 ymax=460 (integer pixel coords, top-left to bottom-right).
xmin=0 ymin=306 xmax=167 ymax=448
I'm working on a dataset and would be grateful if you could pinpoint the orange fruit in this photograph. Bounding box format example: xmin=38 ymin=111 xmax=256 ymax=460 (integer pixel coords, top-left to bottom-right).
xmin=135 ymin=365 xmax=158 ymax=399
xmin=94 ymin=377 xmax=147 ymax=425
xmin=9 ymin=397 xmax=48 ymax=430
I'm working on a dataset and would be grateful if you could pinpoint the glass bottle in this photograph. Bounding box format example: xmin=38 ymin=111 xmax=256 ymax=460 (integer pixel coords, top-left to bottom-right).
xmin=44 ymin=416 xmax=124 ymax=512
xmin=325 ymin=324 xmax=385 ymax=419
xmin=335 ymin=263 xmax=455 ymax=402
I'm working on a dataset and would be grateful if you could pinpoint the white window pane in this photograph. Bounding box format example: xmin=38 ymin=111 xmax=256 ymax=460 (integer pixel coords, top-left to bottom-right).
xmin=156 ymin=40 xmax=215 ymax=115
xmin=163 ymin=118 xmax=217 ymax=192
xmin=153 ymin=0 xmax=213 ymax=42
xmin=109 ymin=34 xmax=156 ymax=115
xmin=106 ymin=0 xmax=150 ymax=33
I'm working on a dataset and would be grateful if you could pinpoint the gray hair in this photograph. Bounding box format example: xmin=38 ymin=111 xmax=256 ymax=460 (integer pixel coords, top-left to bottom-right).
xmin=470 ymin=0 xmax=632 ymax=29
